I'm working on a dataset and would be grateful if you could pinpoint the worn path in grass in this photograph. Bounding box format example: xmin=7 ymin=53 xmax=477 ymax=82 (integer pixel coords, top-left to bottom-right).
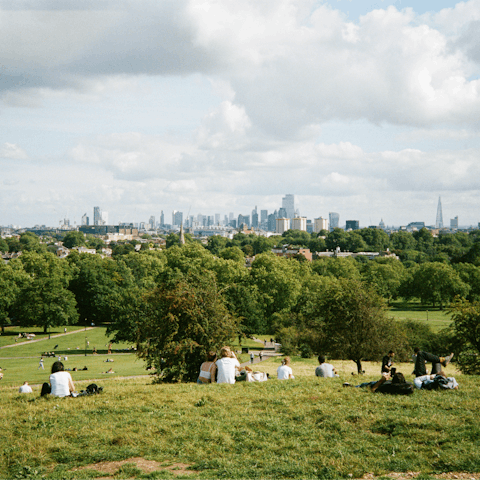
xmin=0 ymin=326 xmax=96 ymax=350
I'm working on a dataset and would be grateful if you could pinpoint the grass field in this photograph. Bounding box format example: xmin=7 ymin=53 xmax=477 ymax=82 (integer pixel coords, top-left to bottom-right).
xmin=388 ymin=300 xmax=453 ymax=331
xmin=0 ymin=356 xmax=478 ymax=480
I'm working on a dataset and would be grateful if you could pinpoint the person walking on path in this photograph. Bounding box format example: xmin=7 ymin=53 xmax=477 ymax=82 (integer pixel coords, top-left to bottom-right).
xmin=259 ymin=352 xmax=263 ymax=361
xmin=250 ymin=352 xmax=254 ymax=364
xmin=38 ymin=357 xmax=44 ymax=370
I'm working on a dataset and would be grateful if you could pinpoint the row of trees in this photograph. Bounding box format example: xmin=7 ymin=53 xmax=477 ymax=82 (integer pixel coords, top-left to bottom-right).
xmin=2 ymin=238 xmax=480 ymax=378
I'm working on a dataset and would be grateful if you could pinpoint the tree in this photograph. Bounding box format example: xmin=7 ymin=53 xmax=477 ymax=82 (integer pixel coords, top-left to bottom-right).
xmin=316 ymin=278 xmax=394 ymax=373
xmin=450 ymin=299 xmax=480 ymax=374
xmin=358 ymin=228 xmax=390 ymax=251
xmin=311 ymin=257 xmax=361 ymax=280
xmin=402 ymin=262 xmax=469 ymax=309
xmin=361 ymin=259 xmax=405 ymax=304
xmin=68 ymin=253 xmax=136 ymax=326
xmin=19 ymin=232 xmax=46 ymax=253
xmin=134 ymin=272 xmax=240 ymax=382
xmin=325 ymin=228 xmax=348 ymax=251
xmin=13 ymin=252 xmax=78 ymax=332
xmin=206 ymin=235 xmax=229 ymax=255
xmin=390 ymin=231 xmax=416 ymax=252
xmin=62 ymin=231 xmax=86 ymax=249
xmin=0 ymin=238 xmax=8 ymax=252
xmin=0 ymin=261 xmax=28 ymax=332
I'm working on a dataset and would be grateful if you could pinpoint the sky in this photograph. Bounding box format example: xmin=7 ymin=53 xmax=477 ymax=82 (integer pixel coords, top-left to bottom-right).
xmin=2 ymin=0 xmax=480 ymax=228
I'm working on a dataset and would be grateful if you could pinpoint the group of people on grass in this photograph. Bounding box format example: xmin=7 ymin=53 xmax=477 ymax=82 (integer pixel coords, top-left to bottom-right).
xmin=342 ymin=348 xmax=458 ymax=394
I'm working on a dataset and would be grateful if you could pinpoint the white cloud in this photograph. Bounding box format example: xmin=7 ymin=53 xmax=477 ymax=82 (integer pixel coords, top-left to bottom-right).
xmin=0 ymin=143 xmax=28 ymax=159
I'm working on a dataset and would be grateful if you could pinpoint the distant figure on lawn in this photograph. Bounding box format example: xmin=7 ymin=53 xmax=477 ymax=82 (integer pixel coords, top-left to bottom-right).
xmin=413 ymin=348 xmax=454 ymax=377
xmin=250 ymin=352 xmax=254 ymax=364
xmin=41 ymin=361 xmax=75 ymax=397
xmin=315 ymin=355 xmax=338 ymax=378
xmin=197 ymin=351 xmax=217 ymax=384
xmin=413 ymin=370 xmax=459 ymax=390
xmin=216 ymin=347 xmax=240 ymax=384
xmin=277 ymin=357 xmax=294 ymax=380
xmin=381 ymin=351 xmax=395 ymax=375
xmin=38 ymin=358 xmax=44 ymax=370
xmin=344 ymin=372 xmax=414 ymax=395
xmin=19 ymin=382 xmax=33 ymax=393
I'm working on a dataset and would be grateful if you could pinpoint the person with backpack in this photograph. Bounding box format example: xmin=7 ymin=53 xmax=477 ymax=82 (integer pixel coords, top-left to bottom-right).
xmin=344 ymin=372 xmax=414 ymax=395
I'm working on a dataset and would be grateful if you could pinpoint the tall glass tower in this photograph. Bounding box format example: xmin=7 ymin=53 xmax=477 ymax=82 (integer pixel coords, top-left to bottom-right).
xmin=436 ymin=197 xmax=443 ymax=228
xmin=329 ymin=212 xmax=340 ymax=230
xmin=282 ymin=194 xmax=295 ymax=219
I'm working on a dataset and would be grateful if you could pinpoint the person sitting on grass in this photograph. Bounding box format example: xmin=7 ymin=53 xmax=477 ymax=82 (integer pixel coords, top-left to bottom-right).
xmin=413 ymin=348 xmax=454 ymax=377
xmin=277 ymin=357 xmax=294 ymax=380
xmin=197 ymin=351 xmax=217 ymax=384
xmin=41 ymin=361 xmax=75 ymax=397
xmin=381 ymin=350 xmax=395 ymax=375
xmin=216 ymin=346 xmax=240 ymax=384
xmin=315 ymin=355 xmax=338 ymax=378
xmin=344 ymin=372 xmax=414 ymax=395
xmin=413 ymin=370 xmax=459 ymax=390
xmin=19 ymin=381 xmax=33 ymax=393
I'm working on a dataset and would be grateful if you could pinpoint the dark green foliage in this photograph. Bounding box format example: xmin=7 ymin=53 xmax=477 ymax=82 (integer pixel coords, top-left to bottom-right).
xmin=13 ymin=252 xmax=78 ymax=332
xmin=62 ymin=231 xmax=86 ymax=249
xmin=450 ymin=298 xmax=480 ymax=374
xmin=135 ymin=272 xmax=240 ymax=382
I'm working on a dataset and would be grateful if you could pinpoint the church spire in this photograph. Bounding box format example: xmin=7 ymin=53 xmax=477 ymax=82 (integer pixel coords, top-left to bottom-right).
xmin=179 ymin=223 xmax=185 ymax=246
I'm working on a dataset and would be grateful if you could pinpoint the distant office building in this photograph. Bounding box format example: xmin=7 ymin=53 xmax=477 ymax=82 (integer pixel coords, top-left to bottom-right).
xmin=450 ymin=216 xmax=459 ymax=229
xmin=407 ymin=221 xmax=425 ymax=230
xmin=238 ymin=214 xmax=250 ymax=228
xmin=282 ymin=194 xmax=295 ymax=219
xmin=436 ymin=196 xmax=444 ymax=228
xmin=291 ymin=217 xmax=307 ymax=231
xmin=251 ymin=206 xmax=259 ymax=228
xmin=149 ymin=216 xmax=155 ymax=230
xmin=229 ymin=212 xmax=234 ymax=223
xmin=81 ymin=213 xmax=89 ymax=226
xmin=346 ymin=220 xmax=359 ymax=230
xmin=329 ymin=212 xmax=340 ymax=230
xmin=267 ymin=213 xmax=277 ymax=232
xmin=230 ymin=219 xmax=237 ymax=228
xmin=160 ymin=210 xmax=165 ymax=226
xmin=276 ymin=217 xmax=290 ymax=234
xmin=207 ymin=215 xmax=214 ymax=226
xmin=215 ymin=213 xmax=220 ymax=225
xmin=260 ymin=210 xmax=268 ymax=228
xmin=314 ymin=217 xmax=328 ymax=233
xmin=93 ymin=206 xmax=102 ymax=226
xmin=172 ymin=210 xmax=183 ymax=227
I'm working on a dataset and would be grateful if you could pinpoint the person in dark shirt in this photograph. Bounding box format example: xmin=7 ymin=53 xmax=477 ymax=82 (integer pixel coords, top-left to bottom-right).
xmin=344 ymin=372 xmax=414 ymax=395
xmin=381 ymin=350 xmax=395 ymax=375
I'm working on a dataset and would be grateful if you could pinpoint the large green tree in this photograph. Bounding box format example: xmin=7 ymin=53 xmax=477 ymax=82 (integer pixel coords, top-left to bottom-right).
xmin=134 ymin=272 xmax=240 ymax=382
xmin=62 ymin=231 xmax=86 ymax=249
xmin=13 ymin=252 xmax=78 ymax=332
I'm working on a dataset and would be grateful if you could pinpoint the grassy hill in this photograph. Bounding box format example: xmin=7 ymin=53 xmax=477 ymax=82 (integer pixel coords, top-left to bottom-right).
xmin=1 ymin=355 xmax=478 ymax=480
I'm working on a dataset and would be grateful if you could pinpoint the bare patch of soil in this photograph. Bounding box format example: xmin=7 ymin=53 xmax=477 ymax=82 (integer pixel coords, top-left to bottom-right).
xmin=73 ymin=457 xmax=199 ymax=477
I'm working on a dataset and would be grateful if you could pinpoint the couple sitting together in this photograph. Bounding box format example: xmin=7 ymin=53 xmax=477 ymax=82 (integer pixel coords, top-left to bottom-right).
xmin=197 ymin=346 xmax=267 ymax=384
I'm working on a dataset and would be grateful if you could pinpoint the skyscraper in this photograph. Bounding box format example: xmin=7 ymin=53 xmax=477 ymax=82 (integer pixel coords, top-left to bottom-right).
xmin=149 ymin=216 xmax=155 ymax=230
xmin=436 ymin=197 xmax=444 ymax=228
xmin=93 ymin=206 xmax=102 ymax=226
xmin=160 ymin=210 xmax=165 ymax=226
xmin=282 ymin=194 xmax=295 ymax=219
xmin=329 ymin=212 xmax=340 ymax=230
xmin=172 ymin=210 xmax=183 ymax=227
xmin=81 ymin=213 xmax=89 ymax=226
xmin=251 ymin=206 xmax=259 ymax=228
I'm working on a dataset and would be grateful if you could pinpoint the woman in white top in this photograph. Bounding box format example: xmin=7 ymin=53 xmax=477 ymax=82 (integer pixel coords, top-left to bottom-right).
xmin=197 ymin=351 xmax=217 ymax=384
xmin=277 ymin=357 xmax=294 ymax=380
xmin=41 ymin=361 xmax=75 ymax=397
xmin=216 ymin=346 xmax=240 ymax=384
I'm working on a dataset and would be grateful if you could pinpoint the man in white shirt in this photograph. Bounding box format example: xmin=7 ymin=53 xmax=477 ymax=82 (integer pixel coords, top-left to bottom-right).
xmin=315 ymin=355 xmax=338 ymax=378
xmin=216 ymin=347 xmax=241 ymax=384
xmin=19 ymin=382 xmax=33 ymax=393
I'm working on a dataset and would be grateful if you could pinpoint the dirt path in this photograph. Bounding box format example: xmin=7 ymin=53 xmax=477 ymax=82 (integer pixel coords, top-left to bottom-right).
xmin=0 ymin=327 xmax=97 ymax=350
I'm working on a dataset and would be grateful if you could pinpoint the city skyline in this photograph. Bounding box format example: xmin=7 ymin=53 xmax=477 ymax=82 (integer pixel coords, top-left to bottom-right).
xmin=2 ymin=1 xmax=480 ymax=227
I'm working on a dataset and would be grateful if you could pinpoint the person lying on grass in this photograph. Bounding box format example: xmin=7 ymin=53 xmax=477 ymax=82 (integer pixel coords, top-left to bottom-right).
xmin=344 ymin=372 xmax=414 ymax=395
xmin=41 ymin=361 xmax=75 ymax=398
xmin=413 ymin=348 xmax=454 ymax=377
xmin=413 ymin=370 xmax=459 ymax=390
